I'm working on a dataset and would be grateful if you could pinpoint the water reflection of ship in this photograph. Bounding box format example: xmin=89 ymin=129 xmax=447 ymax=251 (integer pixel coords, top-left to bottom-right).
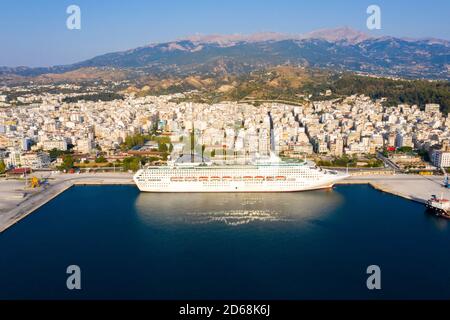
xmin=134 ymin=191 xmax=343 ymax=226
xmin=423 ymin=209 xmax=450 ymax=232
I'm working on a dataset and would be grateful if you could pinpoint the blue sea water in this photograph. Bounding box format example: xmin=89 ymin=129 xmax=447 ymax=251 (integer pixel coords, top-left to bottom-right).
xmin=0 ymin=184 xmax=449 ymax=300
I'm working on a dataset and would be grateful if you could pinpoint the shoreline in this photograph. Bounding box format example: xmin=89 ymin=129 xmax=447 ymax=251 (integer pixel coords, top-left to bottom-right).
xmin=1 ymin=173 xmax=447 ymax=233
xmin=0 ymin=173 xmax=135 ymax=233
xmin=337 ymin=174 xmax=448 ymax=205
xmin=336 ymin=180 xmax=425 ymax=204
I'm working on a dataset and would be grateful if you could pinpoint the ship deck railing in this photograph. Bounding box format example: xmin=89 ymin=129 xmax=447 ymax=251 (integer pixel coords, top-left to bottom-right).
xmin=142 ymin=162 xmax=311 ymax=170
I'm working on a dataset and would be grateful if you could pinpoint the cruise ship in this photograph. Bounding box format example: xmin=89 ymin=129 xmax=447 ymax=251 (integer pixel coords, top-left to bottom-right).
xmin=133 ymin=153 xmax=349 ymax=193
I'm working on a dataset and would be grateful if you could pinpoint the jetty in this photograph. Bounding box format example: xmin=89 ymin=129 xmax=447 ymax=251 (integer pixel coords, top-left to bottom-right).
xmin=0 ymin=173 xmax=134 ymax=233
xmin=339 ymin=174 xmax=450 ymax=204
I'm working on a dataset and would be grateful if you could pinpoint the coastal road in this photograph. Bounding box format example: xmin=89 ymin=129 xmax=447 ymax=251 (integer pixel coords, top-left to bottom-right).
xmin=376 ymin=152 xmax=401 ymax=171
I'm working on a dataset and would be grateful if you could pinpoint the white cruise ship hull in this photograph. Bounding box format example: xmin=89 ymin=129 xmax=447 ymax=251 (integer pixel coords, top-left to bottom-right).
xmin=133 ymin=163 xmax=348 ymax=193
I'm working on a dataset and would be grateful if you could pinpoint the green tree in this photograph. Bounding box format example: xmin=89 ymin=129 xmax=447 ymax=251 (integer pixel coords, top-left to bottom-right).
xmin=147 ymin=156 xmax=160 ymax=163
xmin=150 ymin=122 xmax=159 ymax=135
xmin=190 ymin=130 xmax=195 ymax=154
xmin=201 ymin=144 xmax=206 ymax=162
xmin=155 ymin=136 xmax=171 ymax=144
xmin=62 ymin=93 xmax=124 ymax=103
xmin=397 ymin=146 xmax=413 ymax=153
xmin=120 ymin=133 xmax=172 ymax=151
xmin=95 ymin=156 xmax=107 ymax=163
xmin=0 ymin=160 xmax=6 ymax=174
xmin=122 ymin=157 xmax=142 ymax=172
xmin=158 ymin=142 xmax=168 ymax=153
xmin=58 ymin=155 xmax=74 ymax=171
xmin=161 ymin=152 xmax=169 ymax=161
xmin=49 ymin=148 xmax=72 ymax=160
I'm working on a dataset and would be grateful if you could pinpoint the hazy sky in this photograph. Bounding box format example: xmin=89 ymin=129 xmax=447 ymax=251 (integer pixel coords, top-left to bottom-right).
xmin=1 ymin=0 xmax=449 ymax=67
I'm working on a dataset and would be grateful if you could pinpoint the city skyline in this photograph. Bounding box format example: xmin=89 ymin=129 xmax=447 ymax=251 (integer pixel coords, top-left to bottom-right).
xmin=1 ymin=0 xmax=449 ymax=67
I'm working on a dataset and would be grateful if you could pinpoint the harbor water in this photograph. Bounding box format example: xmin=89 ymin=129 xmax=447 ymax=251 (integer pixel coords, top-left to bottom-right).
xmin=0 ymin=184 xmax=449 ymax=299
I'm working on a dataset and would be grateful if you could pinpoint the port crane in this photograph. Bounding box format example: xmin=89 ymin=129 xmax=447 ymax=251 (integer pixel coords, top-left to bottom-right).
xmin=25 ymin=173 xmax=51 ymax=189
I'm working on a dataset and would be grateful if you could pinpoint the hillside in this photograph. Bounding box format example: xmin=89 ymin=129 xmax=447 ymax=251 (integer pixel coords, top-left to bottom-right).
xmin=1 ymin=27 xmax=449 ymax=81
xmin=139 ymin=67 xmax=450 ymax=113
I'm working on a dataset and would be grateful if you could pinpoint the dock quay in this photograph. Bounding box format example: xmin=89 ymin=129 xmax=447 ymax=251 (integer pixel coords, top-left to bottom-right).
xmin=339 ymin=174 xmax=450 ymax=204
xmin=1 ymin=172 xmax=449 ymax=233
xmin=0 ymin=173 xmax=134 ymax=233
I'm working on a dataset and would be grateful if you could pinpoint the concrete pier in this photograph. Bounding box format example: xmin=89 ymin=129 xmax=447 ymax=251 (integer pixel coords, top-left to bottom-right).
xmin=0 ymin=173 xmax=134 ymax=233
xmin=337 ymin=174 xmax=450 ymax=204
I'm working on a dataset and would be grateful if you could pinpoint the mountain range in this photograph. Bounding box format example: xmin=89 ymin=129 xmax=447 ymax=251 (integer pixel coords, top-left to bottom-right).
xmin=1 ymin=27 xmax=449 ymax=81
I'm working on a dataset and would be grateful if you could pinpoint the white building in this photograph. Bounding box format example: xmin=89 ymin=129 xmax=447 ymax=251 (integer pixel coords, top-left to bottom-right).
xmin=395 ymin=133 xmax=413 ymax=148
xmin=42 ymin=140 xmax=68 ymax=151
xmin=20 ymin=152 xmax=51 ymax=169
xmin=425 ymin=104 xmax=440 ymax=114
xmin=76 ymin=138 xmax=94 ymax=154
xmin=5 ymin=149 xmax=21 ymax=168
xmin=431 ymin=150 xmax=450 ymax=168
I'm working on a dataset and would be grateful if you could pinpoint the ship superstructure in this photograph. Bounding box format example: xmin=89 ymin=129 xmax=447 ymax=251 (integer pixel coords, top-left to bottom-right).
xmin=426 ymin=195 xmax=450 ymax=219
